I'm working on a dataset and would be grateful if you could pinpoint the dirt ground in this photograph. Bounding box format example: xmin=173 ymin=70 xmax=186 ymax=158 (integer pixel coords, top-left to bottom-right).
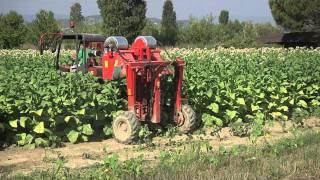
xmin=1 ymin=117 xmax=320 ymax=176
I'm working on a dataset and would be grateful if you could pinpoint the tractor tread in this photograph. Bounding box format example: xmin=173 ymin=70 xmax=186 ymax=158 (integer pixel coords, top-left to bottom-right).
xmin=112 ymin=111 xmax=140 ymax=144
xmin=179 ymin=104 xmax=197 ymax=133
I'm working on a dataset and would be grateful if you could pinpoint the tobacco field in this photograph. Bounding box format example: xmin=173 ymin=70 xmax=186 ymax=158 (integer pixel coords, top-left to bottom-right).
xmin=0 ymin=48 xmax=320 ymax=147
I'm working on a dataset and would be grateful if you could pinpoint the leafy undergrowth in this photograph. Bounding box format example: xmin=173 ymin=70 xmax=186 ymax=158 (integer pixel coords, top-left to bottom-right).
xmin=4 ymin=130 xmax=320 ymax=179
xmin=0 ymin=50 xmax=127 ymax=147
xmin=170 ymin=48 xmax=320 ymax=140
xmin=1 ymin=48 xmax=320 ymax=147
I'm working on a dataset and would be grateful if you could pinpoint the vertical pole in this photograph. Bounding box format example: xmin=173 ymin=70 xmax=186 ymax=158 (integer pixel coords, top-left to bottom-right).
xmin=83 ymin=41 xmax=87 ymax=74
xmin=55 ymin=41 xmax=62 ymax=71
xmin=151 ymin=76 xmax=161 ymax=123
xmin=175 ymin=65 xmax=183 ymax=113
xmin=126 ymin=65 xmax=136 ymax=112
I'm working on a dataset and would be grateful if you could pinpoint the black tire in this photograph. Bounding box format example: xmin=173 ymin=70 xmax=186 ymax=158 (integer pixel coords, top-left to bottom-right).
xmin=112 ymin=111 xmax=140 ymax=144
xmin=178 ymin=105 xmax=197 ymax=133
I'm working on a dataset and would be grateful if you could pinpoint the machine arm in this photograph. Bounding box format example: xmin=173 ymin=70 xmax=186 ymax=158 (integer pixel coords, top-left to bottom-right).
xmin=39 ymin=32 xmax=64 ymax=55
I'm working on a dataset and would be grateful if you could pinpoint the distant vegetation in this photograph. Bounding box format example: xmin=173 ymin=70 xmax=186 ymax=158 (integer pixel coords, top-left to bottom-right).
xmin=1 ymin=0 xmax=319 ymax=49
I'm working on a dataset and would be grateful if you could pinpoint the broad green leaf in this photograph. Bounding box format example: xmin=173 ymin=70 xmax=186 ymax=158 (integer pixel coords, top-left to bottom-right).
xmin=277 ymin=106 xmax=289 ymax=112
xmin=226 ymin=110 xmax=237 ymax=119
xmin=35 ymin=138 xmax=49 ymax=147
xmin=280 ymin=97 xmax=289 ymax=103
xmin=279 ymin=87 xmax=287 ymax=94
xmin=267 ymin=86 xmax=276 ymax=92
xmin=235 ymin=118 xmax=242 ymax=123
xmin=297 ymin=100 xmax=307 ymax=108
xmin=228 ymin=92 xmax=236 ymax=100
xmin=289 ymin=99 xmax=295 ymax=105
xmin=82 ymin=124 xmax=94 ymax=136
xmin=268 ymin=102 xmax=277 ymax=109
xmin=20 ymin=117 xmax=28 ymax=128
xmin=16 ymin=133 xmax=27 ymax=146
xmin=33 ymin=122 xmax=45 ymax=134
xmin=271 ymin=95 xmax=279 ymax=100
xmin=271 ymin=112 xmax=282 ymax=118
xmin=208 ymin=103 xmax=219 ymax=113
xmin=218 ymin=82 xmax=225 ymax=89
xmin=77 ymin=109 xmax=86 ymax=115
xmin=202 ymin=114 xmax=223 ymax=127
xmin=67 ymin=130 xmax=79 ymax=143
xmin=103 ymin=126 xmax=113 ymax=136
xmin=81 ymin=135 xmax=88 ymax=142
xmin=258 ymin=93 xmax=265 ymax=99
xmin=90 ymin=101 xmax=95 ymax=107
xmin=255 ymin=111 xmax=264 ymax=120
xmin=30 ymin=109 xmax=43 ymax=116
xmin=237 ymin=98 xmax=246 ymax=106
xmin=16 ymin=133 xmax=33 ymax=146
xmin=251 ymin=104 xmax=259 ymax=112
xmin=9 ymin=120 xmax=18 ymax=128
xmin=206 ymin=89 xmax=213 ymax=98
xmin=236 ymin=98 xmax=245 ymax=105
xmin=214 ymin=117 xmax=223 ymax=127
xmin=80 ymin=92 xmax=87 ymax=99
xmin=64 ymin=116 xmax=72 ymax=123
xmin=311 ymin=99 xmax=320 ymax=107
xmin=63 ymin=101 xmax=72 ymax=106
xmin=215 ymin=95 xmax=221 ymax=103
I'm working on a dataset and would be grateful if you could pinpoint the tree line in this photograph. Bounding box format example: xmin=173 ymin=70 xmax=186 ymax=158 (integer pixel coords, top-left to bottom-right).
xmin=0 ymin=0 xmax=319 ymax=49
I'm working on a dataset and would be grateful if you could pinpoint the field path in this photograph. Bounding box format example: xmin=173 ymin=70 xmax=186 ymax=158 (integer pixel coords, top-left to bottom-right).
xmin=1 ymin=117 xmax=320 ymax=175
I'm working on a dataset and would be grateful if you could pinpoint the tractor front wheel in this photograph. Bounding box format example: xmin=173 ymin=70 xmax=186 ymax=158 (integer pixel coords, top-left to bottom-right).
xmin=112 ymin=111 xmax=140 ymax=144
xmin=178 ymin=105 xmax=197 ymax=133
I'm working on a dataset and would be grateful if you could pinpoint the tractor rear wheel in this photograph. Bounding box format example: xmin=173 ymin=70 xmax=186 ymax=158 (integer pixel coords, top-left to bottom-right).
xmin=112 ymin=111 xmax=140 ymax=144
xmin=178 ymin=105 xmax=197 ymax=133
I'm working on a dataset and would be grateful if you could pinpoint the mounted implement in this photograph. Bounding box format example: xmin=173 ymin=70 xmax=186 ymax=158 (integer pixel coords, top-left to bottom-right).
xmin=40 ymin=34 xmax=196 ymax=144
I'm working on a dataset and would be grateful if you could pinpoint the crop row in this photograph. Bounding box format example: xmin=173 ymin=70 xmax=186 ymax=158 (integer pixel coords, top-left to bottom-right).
xmin=0 ymin=50 xmax=126 ymax=147
xmin=0 ymin=48 xmax=320 ymax=146
xmin=170 ymin=48 xmax=320 ymax=137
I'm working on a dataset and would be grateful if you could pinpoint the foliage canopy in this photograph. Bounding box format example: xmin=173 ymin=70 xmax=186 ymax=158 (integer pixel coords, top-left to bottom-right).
xmin=97 ymin=0 xmax=147 ymax=42
xmin=161 ymin=0 xmax=178 ymax=46
xmin=0 ymin=11 xmax=26 ymax=49
xmin=269 ymin=0 xmax=320 ymax=31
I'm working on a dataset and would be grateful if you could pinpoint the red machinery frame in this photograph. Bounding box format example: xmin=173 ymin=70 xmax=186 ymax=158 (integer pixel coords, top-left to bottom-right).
xmin=39 ymin=34 xmax=187 ymax=126
xmin=102 ymin=37 xmax=185 ymax=124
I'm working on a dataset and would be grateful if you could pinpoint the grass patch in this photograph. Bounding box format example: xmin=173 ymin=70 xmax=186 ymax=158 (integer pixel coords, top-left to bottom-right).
xmin=3 ymin=130 xmax=320 ymax=180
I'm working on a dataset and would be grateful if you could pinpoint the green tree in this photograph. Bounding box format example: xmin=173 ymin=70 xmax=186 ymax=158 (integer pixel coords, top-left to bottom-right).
xmin=178 ymin=15 xmax=215 ymax=47
xmin=97 ymin=0 xmax=146 ymax=42
xmin=0 ymin=11 xmax=26 ymax=49
xmin=161 ymin=0 xmax=178 ymax=46
xmin=269 ymin=0 xmax=320 ymax=31
xmin=70 ymin=3 xmax=84 ymax=26
xmin=29 ymin=10 xmax=61 ymax=50
xmin=219 ymin=10 xmax=229 ymax=25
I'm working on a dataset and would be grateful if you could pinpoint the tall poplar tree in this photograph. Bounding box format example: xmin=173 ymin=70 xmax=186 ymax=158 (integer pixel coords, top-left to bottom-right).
xmin=30 ymin=10 xmax=60 ymax=50
xmin=219 ymin=10 xmax=229 ymax=25
xmin=70 ymin=3 xmax=84 ymax=26
xmin=97 ymin=0 xmax=146 ymax=42
xmin=161 ymin=0 xmax=178 ymax=46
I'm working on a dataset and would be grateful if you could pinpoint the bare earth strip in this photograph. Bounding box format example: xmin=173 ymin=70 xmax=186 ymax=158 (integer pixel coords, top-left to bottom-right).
xmin=0 ymin=117 xmax=320 ymax=175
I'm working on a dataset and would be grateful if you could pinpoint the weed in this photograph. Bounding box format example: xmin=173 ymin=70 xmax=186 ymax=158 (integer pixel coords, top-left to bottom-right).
xmin=292 ymin=108 xmax=309 ymax=127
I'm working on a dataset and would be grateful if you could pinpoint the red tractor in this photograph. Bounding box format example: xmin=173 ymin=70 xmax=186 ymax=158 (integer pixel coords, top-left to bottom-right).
xmin=39 ymin=33 xmax=197 ymax=143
